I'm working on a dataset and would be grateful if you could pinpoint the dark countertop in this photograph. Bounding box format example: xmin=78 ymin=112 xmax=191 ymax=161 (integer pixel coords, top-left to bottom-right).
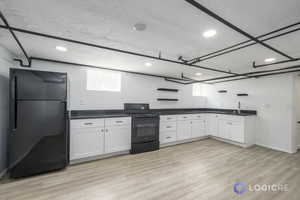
xmin=70 ymin=108 xmax=257 ymax=119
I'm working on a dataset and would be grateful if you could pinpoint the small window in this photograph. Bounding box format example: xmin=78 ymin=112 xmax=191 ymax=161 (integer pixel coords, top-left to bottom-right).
xmin=86 ymin=69 xmax=121 ymax=92
xmin=193 ymin=83 xmax=203 ymax=96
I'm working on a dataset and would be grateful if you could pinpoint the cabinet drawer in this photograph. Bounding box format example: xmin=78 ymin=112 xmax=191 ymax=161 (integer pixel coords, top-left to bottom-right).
xmin=160 ymin=122 xmax=177 ymax=132
xmin=177 ymin=114 xmax=192 ymax=121
xmin=160 ymin=131 xmax=177 ymax=144
xmin=71 ymin=119 xmax=105 ymax=129
xmin=105 ymin=117 xmax=131 ymax=126
xmin=191 ymin=114 xmax=206 ymax=120
xmin=160 ymin=115 xmax=177 ymax=122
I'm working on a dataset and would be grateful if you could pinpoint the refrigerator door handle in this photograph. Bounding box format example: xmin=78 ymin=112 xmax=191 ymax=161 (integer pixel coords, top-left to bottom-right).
xmin=13 ymin=76 xmax=18 ymax=131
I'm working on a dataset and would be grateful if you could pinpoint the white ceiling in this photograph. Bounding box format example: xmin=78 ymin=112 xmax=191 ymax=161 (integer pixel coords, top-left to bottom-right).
xmin=0 ymin=0 xmax=300 ymax=80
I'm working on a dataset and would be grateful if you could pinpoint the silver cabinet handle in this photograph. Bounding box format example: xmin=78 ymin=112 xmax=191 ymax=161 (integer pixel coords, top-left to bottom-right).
xmin=101 ymin=129 xmax=104 ymax=132
xmin=84 ymin=122 xmax=93 ymax=125
xmin=166 ymin=136 xmax=172 ymax=139
xmin=116 ymin=121 xmax=123 ymax=123
xmin=167 ymin=118 xmax=172 ymax=120
xmin=166 ymin=126 xmax=172 ymax=128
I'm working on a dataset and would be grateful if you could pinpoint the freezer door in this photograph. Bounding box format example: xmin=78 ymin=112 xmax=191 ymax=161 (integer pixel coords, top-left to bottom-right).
xmin=11 ymin=69 xmax=67 ymax=100
xmin=9 ymin=100 xmax=67 ymax=177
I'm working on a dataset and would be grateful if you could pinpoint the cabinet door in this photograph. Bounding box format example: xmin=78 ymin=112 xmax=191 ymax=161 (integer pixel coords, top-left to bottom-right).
xmin=229 ymin=122 xmax=244 ymax=143
xmin=218 ymin=120 xmax=230 ymax=140
xmin=177 ymin=121 xmax=192 ymax=140
xmin=70 ymin=127 xmax=104 ymax=160
xmin=105 ymin=125 xmax=131 ymax=153
xmin=207 ymin=114 xmax=219 ymax=137
xmin=160 ymin=131 xmax=177 ymax=144
xmin=191 ymin=120 xmax=206 ymax=138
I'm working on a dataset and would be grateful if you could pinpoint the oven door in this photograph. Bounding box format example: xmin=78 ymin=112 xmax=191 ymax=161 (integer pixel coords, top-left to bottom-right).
xmin=132 ymin=116 xmax=159 ymax=143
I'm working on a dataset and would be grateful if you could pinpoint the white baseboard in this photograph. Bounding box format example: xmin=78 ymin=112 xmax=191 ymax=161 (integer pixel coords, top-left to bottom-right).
xmin=70 ymin=150 xmax=130 ymax=165
xmin=0 ymin=169 xmax=7 ymax=179
xmin=210 ymin=136 xmax=254 ymax=148
xmin=255 ymin=143 xmax=292 ymax=153
xmin=160 ymin=136 xmax=209 ymax=148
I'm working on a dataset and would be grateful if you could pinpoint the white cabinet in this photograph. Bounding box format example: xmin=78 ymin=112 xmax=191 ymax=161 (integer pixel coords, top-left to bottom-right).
xmin=70 ymin=117 xmax=131 ymax=161
xmin=160 ymin=115 xmax=177 ymax=144
xmin=207 ymin=114 xmax=219 ymax=137
xmin=218 ymin=120 xmax=230 ymax=140
xmin=177 ymin=120 xmax=192 ymax=140
xmin=160 ymin=131 xmax=177 ymax=144
xmin=191 ymin=114 xmax=207 ymax=138
xmin=217 ymin=116 xmax=245 ymax=143
xmin=70 ymin=127 xmax=105 ymax=160
xmin=105 ymin=125 xmax=131 ymax=153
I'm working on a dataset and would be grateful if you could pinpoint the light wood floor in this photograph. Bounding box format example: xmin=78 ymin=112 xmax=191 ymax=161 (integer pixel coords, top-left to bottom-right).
xmin=1 ymin=139 xmax=300 ymax=200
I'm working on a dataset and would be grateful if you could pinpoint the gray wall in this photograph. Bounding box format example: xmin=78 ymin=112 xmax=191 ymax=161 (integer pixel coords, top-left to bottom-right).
xmin=0 ymin=46 xmax=12 ymax=177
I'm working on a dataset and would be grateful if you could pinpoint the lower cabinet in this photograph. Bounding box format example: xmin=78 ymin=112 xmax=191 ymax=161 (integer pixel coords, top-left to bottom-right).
xmin=177 ymin=120 xmax=192 ymax=140
xmin=191 ymin=119 xmax=206 ymax=138
xmin=105 ymin=125 xmax=131 ymax=153
xmin=160 ymin=114 xmax=255 ymax=147
xmin=207 ymin=114 xmax=219 ymax=137
xmin=70 ymin=117 xmax=131 ymax=161
xmin=70 ymin=127 xmax=105 ymax=160
xmin=218 ymin=117 xmax=245 ymax=143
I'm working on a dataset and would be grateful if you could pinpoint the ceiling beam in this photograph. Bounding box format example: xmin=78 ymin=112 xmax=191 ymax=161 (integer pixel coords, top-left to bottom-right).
xmin=184 ymin=0 xmax=294 ymax=61
xmin=0 ymin=25 xmax=237 ymax=75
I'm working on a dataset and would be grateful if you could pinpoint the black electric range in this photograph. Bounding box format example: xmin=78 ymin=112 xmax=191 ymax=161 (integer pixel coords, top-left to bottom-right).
xmin=124 ymin=103 xmax=159 ymax=154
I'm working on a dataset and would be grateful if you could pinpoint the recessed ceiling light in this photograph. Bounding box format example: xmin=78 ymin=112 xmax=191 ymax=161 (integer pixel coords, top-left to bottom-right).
xmin=195 ymin=72 xmax=203 ymax=76
xmin=133 ymin=23 xmax=147 ymax=31
xmin=145 ymin=62 xmax=152 ymax=67
xmin=264 ymin=57 xmax=276 ymax=63
xmin=203 ymin=29 xmax=217 ymax=38
xmin=56 ymin=46 xmax=68 ymax=52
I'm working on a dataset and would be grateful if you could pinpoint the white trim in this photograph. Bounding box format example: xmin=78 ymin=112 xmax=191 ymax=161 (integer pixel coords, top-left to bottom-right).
xmin=0 ymin=169 xmax=7 ymax=179
xmin=70 ymin=150 xmax=129 ymax=165
xmin=255 ymin=143 xmax=292 ymax=153
xmin=160 ymin=136 xmax=209 ymax=148
xmin=210 ymin=136 xmax=254 ymax=148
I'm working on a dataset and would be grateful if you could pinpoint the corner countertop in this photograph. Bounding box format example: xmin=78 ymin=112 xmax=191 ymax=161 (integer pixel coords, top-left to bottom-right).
xmin=70 ymin=108 xmax=257 ymax=120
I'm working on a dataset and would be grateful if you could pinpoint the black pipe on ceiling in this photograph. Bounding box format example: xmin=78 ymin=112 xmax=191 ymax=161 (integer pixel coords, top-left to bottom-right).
xmin=187 ymin=22 xmax=300 ymax=64
xmin=184 ymin=0 xmax=294 ymax=60
xmin=29 ymin=56 xmax=194 ymax=83
xmin=0 ymin=11 xmax=31 ymax=66
xmin=188 ymin=64 xmax=300 ymax=84
xmin=189 ymin=27 xmax=300 ymax=64
xmin=253 ymin=58 xmax=300 ymax=68
xmin=211 ymin=68 xmax=300 ymax=84
xmin=0 ymin=24 xmax=237 ymax=75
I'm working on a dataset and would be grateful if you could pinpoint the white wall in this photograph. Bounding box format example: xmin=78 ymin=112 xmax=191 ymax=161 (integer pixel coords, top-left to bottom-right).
xmin=0 ymin=46 xmax=12 ymax=177
xmin=293 ymin=74 xmax=300 ymax=150
xmin=24 ymin=60 xmax=206 ymax=110
xmin=203 ymin=74 xmax=296 ymax=153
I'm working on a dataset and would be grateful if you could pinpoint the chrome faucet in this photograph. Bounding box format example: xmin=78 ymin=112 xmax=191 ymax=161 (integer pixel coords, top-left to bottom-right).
xmin=237 ymin=101 xmax=241 ymax=114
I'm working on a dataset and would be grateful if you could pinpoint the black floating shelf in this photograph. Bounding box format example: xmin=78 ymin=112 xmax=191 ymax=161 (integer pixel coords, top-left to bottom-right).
xmin=218 ymin=90 xmax=227 ymax=93
xmin=157 ymin=98 xmax=179 ymax=101
xmin=157 ymin=88 xmax=179 ymax=92
xmin=237 ymin=93 xmax=249 ymax=96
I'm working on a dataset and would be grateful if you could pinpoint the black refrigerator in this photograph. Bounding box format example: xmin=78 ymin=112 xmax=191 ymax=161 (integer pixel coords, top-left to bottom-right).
xmin=9 ymin=69 xmax=68 ymax=178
